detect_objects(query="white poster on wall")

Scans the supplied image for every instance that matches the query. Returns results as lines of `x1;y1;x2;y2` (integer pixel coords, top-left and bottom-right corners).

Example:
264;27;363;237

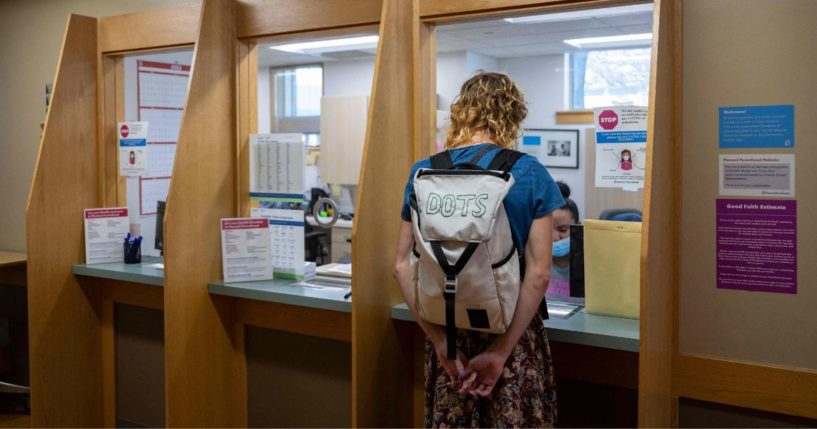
719;154;795;197
118;122;149;177
593;106;648;190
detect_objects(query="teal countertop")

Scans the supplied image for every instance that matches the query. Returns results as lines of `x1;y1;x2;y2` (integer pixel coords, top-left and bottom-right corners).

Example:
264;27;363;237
72;257;164;287
391;303;639;353
208;277;352;313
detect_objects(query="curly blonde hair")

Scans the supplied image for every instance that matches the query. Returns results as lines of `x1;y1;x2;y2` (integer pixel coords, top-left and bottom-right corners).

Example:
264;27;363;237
445;72;527;149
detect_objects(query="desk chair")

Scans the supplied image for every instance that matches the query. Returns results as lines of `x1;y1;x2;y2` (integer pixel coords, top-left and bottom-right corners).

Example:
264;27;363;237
599;208;642;222
305;224;328;265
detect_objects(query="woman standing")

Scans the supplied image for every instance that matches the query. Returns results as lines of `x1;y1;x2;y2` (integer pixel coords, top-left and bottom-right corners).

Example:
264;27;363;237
393;72;564;427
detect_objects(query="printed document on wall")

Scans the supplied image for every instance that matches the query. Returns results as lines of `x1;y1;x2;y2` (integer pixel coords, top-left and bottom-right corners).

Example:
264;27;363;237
719;154;794;197
118;122;148;177
593;106;648;190
249;133;305;200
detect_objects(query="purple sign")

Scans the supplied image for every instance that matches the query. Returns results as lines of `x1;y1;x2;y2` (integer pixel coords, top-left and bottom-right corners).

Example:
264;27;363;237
716;199;797;293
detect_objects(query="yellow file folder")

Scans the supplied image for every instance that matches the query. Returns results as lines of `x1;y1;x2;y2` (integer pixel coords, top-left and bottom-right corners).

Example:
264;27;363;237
583;219;642;319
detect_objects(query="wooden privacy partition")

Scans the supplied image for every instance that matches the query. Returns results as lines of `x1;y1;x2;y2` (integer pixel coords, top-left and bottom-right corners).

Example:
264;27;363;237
26;14;104;427
674;0;817;420
638;0;678;426
163;0;245;426
351;0;417;426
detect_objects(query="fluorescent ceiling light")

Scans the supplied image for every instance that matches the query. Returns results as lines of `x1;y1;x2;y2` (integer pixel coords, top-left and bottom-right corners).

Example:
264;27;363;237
564;33;652;48
269;35;379;54
504;4;653;24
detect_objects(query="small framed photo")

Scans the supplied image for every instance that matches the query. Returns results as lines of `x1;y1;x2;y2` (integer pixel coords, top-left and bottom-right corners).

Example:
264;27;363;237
519;129;580;169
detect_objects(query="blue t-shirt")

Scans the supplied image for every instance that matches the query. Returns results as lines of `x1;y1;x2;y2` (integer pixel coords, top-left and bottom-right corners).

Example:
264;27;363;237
401;143;565;250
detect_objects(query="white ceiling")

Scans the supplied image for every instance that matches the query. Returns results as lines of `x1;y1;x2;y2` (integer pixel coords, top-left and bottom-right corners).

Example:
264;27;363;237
257;5;654;67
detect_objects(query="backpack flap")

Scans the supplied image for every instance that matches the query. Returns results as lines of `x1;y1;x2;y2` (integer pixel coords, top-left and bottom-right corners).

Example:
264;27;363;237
413;169;514;243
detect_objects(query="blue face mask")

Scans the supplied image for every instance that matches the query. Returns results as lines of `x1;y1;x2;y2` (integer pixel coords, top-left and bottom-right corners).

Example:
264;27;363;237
552;237;570;257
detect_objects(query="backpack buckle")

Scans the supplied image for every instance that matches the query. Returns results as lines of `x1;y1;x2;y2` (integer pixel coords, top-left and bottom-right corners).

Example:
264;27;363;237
444;277;457;293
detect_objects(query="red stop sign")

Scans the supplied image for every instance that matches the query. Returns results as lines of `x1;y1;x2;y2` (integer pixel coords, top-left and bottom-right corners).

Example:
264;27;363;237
598;110;619;130
120;124;130;138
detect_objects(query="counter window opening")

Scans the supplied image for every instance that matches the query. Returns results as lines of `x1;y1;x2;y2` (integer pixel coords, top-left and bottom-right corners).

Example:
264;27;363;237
102;47;194;260
421;0;655;330
254;31;377;266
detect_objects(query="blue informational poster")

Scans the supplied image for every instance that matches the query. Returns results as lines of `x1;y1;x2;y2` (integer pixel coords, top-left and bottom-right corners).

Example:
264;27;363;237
522;135;541;146
719;105;794;148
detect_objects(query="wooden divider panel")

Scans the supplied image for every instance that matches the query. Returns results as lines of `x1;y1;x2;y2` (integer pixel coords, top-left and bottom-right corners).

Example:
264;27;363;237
638;0;678;426
26;14;103;428
163;0;245;426
351;0;417;426
235;0;383;40
99;4;201;54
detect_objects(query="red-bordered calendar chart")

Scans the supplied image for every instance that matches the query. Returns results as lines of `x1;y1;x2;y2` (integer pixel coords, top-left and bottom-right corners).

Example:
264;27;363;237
136;60;191;215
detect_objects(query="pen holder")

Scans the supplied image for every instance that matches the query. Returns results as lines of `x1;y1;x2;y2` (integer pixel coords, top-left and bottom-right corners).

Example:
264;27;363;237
124;240;142;264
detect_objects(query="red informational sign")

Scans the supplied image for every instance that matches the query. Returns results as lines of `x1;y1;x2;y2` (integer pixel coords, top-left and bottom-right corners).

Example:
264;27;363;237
120;124;130;138
84;208;128;219
598;109;619;130
221;218;269;230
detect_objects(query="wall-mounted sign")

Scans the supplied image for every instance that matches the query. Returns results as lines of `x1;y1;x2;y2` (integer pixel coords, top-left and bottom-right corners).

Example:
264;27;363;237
719;105;794;148
118;122;148;177
716;199;796;294
719;154;794;197
593;106;648;190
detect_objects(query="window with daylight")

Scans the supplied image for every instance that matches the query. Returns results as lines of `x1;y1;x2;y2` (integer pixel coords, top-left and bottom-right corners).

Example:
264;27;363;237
273;65;323;118
571;48;651;109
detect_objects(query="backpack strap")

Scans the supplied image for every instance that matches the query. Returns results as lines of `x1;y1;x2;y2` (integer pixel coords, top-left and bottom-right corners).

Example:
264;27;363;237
430;151;454;169
470;144;497;164
487;148;525;173
429;241;479;360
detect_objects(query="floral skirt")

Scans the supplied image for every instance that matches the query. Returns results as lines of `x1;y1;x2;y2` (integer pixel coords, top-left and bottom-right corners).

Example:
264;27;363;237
424;314;557;428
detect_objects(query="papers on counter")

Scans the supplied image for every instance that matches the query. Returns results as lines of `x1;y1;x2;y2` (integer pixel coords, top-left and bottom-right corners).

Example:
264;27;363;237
84;207;129;264
251;208;306;280
220;218;273;283
317;263;352;278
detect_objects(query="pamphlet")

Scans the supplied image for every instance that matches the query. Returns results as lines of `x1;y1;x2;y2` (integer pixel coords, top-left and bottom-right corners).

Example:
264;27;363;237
220;218;273;283
251;208;306;279
84;207;129;264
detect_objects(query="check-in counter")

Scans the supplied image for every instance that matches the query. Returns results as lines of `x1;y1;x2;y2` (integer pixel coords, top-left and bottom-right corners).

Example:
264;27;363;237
73;261;353;427
391;300;640;426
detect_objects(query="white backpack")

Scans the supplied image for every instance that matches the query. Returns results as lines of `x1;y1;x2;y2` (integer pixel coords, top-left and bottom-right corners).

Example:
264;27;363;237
409;148;524;359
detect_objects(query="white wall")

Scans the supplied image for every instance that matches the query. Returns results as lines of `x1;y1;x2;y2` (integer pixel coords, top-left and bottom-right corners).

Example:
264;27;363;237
466;51;500;74
258;66;271;133
435;51;467;109
499;54;587;220
323;58;375;97
0;0;198;253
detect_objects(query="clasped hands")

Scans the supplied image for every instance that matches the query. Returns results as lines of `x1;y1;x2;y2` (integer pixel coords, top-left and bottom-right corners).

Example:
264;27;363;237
434;339;507;398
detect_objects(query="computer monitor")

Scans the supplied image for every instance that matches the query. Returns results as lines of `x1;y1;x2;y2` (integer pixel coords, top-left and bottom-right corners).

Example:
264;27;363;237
155;200;166;256
569;224;585;298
